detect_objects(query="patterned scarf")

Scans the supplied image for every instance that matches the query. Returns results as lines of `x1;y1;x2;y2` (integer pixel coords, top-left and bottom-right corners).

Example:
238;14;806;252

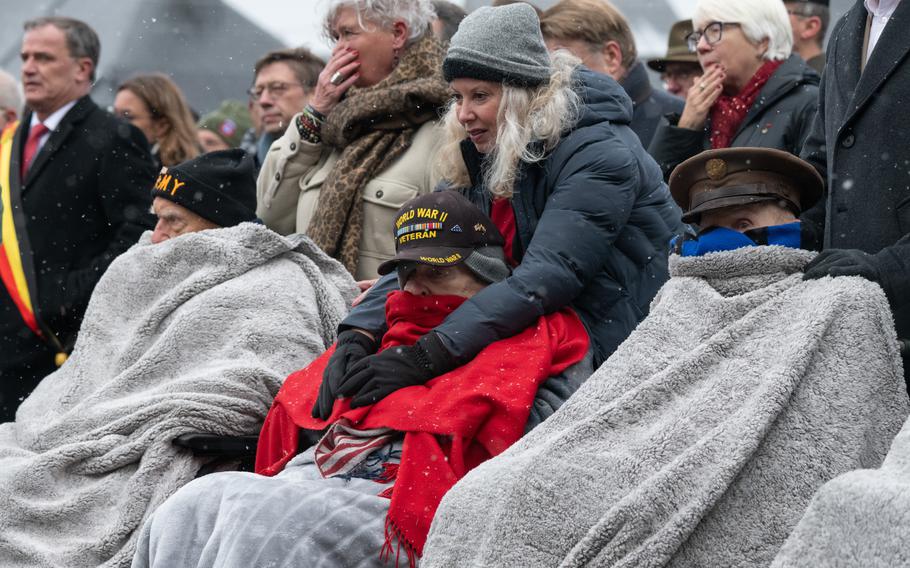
709;60;784;149
305;34;449;274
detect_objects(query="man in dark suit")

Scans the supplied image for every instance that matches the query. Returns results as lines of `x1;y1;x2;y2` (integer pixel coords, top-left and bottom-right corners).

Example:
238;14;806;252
0;16;156;420
800;0;910;384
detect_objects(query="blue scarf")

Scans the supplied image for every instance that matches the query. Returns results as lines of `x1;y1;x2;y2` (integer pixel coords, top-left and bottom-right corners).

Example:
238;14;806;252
673;222;803;257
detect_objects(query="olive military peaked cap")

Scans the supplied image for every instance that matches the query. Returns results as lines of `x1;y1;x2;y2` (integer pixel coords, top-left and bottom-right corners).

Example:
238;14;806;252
669;147;824;224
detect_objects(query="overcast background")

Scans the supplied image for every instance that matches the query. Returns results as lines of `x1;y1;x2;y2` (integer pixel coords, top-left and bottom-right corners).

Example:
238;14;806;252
1;0;855;115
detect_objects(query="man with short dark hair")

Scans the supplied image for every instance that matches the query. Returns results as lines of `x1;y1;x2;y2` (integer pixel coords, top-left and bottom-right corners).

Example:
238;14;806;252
786;0;829;73
249;47;323;166
0;16;156;421
540;0;684;147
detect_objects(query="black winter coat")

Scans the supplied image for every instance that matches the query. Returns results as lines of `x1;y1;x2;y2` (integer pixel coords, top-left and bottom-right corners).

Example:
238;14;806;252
0;96;156;418
343;69;682;368
648;54;820;181
620;61;685;149
800;0;910;349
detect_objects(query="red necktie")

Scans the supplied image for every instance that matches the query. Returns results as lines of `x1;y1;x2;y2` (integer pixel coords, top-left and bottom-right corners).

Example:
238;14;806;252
21;122;50;179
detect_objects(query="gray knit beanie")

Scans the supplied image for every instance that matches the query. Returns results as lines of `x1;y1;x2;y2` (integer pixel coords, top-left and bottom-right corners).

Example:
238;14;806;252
443;3;551;87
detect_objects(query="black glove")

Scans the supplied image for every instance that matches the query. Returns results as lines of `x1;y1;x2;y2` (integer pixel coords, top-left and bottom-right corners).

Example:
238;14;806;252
311;329;378;420
803;249;880;282
337;332;457;408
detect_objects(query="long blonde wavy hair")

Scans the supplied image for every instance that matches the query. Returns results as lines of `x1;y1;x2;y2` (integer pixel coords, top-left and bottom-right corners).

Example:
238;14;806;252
434;50;582;198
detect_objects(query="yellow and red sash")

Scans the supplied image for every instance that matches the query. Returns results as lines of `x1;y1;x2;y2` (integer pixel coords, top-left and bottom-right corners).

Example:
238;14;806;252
0;121;41;337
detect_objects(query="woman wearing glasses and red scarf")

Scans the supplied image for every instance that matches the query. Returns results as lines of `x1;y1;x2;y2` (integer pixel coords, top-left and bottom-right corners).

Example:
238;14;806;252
648;0;820;183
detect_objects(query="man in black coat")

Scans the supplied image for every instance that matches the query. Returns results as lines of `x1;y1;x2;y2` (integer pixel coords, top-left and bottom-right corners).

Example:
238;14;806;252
0;16;156;420
800;0;910;383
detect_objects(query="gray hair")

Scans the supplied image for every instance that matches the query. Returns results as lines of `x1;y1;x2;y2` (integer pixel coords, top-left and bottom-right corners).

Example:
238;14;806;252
0;69;23;114
24;17;100;82
435;50;582;198
324;0;436;46
694;0;793;61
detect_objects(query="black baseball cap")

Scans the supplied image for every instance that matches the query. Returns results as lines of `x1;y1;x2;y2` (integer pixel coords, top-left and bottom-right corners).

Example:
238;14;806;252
377;191;506;275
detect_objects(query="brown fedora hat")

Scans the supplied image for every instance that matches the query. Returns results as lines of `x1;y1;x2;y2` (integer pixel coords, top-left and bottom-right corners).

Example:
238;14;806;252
647;19;699;72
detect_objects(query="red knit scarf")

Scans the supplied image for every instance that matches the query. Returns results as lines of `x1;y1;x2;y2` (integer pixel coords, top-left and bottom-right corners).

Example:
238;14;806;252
255;291;589;565
709;60;783;149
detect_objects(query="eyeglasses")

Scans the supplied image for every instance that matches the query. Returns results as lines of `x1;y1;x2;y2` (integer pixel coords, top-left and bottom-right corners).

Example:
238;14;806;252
686;22;740;52
247;81;305;100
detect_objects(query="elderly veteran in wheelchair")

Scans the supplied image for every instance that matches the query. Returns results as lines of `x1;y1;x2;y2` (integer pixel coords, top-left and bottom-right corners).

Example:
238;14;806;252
0;149;357;568
132;190;590;568
420;147;909;568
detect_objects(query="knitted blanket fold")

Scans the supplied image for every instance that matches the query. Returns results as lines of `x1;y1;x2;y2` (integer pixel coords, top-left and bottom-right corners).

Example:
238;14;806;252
421;245;909;568
256;290;590;562
771;413;910;567
0;224;357;568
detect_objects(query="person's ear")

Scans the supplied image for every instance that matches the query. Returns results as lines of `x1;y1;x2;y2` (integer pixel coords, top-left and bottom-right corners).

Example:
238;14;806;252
390;19;408;51
801;16;822;40
758;37;770;59
600;40;626;80
75;57;94;84
151;117;171;141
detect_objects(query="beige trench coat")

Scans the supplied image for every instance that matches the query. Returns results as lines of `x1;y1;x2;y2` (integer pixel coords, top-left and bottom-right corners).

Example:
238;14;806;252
256;116;442;280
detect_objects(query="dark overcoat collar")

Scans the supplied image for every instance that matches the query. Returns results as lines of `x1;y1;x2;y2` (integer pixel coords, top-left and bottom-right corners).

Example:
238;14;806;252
838;0;910;129
15;95;96;192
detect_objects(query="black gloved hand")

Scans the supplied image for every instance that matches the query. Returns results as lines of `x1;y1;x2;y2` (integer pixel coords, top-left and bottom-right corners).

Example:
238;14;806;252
337;332;457;408
803;249;880;282
312;329;378;420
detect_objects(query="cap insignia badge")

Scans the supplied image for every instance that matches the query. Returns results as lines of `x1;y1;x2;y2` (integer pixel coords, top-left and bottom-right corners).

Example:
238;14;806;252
451;224;463;232
706;158;727;180
474;223;486;233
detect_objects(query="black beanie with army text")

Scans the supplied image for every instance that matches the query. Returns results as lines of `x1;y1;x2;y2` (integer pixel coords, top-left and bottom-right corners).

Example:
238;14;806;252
150;149;257;228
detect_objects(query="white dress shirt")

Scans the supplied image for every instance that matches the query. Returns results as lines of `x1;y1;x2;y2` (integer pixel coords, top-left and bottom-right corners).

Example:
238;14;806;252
864;0;902;64
28;99;78;155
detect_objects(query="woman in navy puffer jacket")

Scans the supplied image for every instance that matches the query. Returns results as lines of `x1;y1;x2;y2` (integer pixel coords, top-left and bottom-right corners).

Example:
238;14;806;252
312;3;683;423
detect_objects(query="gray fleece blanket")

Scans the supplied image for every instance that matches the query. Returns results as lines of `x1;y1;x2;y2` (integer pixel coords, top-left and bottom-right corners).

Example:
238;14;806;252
772;413;910;567
0;224;357;568
422;246;909;568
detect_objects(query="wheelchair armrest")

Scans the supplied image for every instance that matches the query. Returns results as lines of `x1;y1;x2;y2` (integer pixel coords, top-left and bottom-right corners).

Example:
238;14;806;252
173;433;259;457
